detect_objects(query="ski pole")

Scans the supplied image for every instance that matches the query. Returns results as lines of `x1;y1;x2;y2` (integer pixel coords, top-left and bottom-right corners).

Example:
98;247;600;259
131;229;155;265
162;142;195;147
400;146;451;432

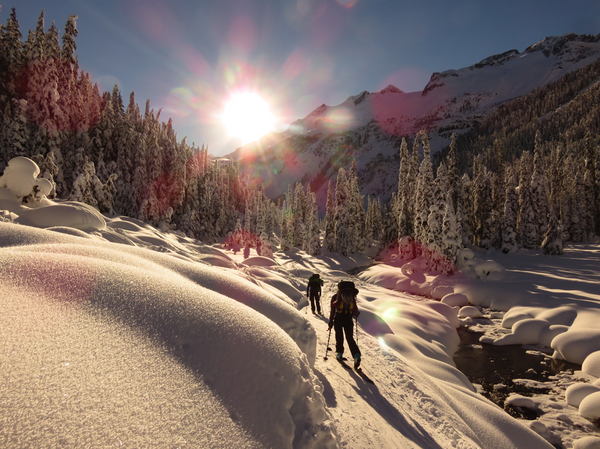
323;328;332;360
355;316;358;343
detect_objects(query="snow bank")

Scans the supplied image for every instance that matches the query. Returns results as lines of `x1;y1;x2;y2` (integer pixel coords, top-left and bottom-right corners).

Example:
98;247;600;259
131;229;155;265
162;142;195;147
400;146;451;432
0;223;335;448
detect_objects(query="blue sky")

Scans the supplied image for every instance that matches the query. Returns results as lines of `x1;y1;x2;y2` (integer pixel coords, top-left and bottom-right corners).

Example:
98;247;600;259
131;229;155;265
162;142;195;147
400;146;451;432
4;0;600;156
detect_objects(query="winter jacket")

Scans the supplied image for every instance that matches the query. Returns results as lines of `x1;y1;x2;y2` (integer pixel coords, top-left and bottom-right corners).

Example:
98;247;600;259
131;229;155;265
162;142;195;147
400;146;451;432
306;275;324;296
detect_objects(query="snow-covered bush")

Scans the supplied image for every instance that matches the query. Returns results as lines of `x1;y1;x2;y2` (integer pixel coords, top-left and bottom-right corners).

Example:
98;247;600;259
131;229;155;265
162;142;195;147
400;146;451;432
0;157;53;204
474;260;506;280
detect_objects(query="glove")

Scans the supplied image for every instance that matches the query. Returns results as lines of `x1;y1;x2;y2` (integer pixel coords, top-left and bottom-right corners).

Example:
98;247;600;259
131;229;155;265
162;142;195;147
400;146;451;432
328;321;333;330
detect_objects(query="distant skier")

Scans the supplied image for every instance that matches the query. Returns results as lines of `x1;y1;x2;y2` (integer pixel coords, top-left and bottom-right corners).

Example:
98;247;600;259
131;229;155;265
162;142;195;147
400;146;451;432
328;281;361;369
307;273;324;314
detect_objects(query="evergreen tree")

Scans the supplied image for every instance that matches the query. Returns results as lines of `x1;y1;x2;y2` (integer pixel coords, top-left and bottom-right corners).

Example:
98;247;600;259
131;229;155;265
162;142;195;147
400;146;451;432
441;189;460;272
501;167;519;254
517;151;537;248
413;131;434;250
324;180;336;252
542;210;564;255
348;160;366;253
334;168;352;256
531;139;550;246
61;15;78;65
471;156;493;248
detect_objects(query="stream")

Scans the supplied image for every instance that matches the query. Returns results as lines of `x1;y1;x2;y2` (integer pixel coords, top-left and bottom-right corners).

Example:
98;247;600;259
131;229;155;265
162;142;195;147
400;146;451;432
453;326;581;419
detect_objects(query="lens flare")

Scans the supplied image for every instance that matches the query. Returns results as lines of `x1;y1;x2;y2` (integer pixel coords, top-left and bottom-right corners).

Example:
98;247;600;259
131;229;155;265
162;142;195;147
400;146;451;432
221;92;275;144
336;0;358;7
378;337;389;350
382;308;398;319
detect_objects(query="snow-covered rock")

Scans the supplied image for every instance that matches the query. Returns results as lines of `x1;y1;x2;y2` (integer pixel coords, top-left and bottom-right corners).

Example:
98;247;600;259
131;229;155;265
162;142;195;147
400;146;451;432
573;436;600;449
441;293;469;307
566;383;600;408
579;391;600;421
583;351;600;378
552;329;600;365
506;394;537;409
458;306;482;318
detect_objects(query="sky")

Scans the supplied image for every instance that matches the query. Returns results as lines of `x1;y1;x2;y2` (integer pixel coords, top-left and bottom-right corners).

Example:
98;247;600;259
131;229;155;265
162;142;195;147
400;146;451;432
3;0;600;156
2;158;600;447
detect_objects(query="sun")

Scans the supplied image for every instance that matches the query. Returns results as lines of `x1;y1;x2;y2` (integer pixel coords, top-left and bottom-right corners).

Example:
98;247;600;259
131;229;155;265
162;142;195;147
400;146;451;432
221;92;275;144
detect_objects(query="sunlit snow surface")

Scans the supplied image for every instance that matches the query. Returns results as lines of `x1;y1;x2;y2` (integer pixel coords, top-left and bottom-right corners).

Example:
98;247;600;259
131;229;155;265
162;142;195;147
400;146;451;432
2;163;600;447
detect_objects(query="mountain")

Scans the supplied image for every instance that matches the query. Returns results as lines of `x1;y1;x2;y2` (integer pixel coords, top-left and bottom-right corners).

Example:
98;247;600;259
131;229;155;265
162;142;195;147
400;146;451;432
228;33;600;209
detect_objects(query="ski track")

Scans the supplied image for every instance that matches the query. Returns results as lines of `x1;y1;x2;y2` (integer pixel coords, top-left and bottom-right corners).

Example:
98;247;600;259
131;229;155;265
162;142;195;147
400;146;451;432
301;271;480;449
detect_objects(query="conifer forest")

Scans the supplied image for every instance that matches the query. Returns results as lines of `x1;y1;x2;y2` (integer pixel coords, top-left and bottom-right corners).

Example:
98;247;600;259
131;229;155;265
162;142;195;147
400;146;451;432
1;9;599;271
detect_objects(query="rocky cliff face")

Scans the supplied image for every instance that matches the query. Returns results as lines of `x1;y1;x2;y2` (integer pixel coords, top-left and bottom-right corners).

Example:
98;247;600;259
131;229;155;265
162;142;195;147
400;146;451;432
229;34;600;210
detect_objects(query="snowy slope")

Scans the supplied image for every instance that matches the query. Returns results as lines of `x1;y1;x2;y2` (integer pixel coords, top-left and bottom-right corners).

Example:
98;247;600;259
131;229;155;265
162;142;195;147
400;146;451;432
230;33;600;207
3;163;600;448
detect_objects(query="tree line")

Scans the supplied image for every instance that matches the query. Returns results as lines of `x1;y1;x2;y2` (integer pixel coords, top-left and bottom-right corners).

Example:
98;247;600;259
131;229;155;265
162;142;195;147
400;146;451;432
0;9;249;241
1;9;598;268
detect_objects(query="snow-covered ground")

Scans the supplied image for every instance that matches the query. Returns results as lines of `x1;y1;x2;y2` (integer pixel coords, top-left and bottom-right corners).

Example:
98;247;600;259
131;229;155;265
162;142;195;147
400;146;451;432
2;158;600;448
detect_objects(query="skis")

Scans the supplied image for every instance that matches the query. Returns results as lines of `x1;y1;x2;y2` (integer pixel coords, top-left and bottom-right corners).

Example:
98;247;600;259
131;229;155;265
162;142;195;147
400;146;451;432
354;367;375;384
335;358;375;384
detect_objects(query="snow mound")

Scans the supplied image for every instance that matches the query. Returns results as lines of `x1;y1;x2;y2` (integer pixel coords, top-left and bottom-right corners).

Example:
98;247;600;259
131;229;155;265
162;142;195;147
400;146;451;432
458;306;482;318
552;329;600;365
583;351;600;378
506;394;537;409
0;224;336;448
441;293;469;307
494;319;550;346
573;436;600;449
0;157;106;232
566;383;600;408
579;391;600;421
540;324;569;347
243;255;280;266
474;260;506;280
15;203;107;231
431;285;454;300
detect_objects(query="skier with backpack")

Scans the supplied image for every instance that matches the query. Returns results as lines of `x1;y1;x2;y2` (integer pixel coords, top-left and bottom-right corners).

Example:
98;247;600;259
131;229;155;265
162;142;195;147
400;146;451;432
328;281;361;369
306;273;324;314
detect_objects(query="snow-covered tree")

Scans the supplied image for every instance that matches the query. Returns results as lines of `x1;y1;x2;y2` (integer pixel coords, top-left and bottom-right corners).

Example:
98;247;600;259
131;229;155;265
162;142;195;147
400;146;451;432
541;210;564;255
441;190;461;269
413;131;434;250
471;156;493;248
531;140;550;246
501;167;519;254
517;151;537;249
323;180;336;252
334;168;352;256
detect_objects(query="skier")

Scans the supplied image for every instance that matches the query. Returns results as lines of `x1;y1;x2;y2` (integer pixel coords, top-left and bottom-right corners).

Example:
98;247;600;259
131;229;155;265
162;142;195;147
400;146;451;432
306;273;324;314
328;281;361;369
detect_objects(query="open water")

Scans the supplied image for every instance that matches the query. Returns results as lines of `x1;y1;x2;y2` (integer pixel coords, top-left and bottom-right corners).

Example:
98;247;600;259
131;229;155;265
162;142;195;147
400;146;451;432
453;326;580;419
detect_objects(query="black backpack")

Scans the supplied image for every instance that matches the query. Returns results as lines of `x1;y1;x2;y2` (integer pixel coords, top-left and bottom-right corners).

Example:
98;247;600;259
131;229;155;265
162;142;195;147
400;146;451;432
308;274;322;292
337;281;358;312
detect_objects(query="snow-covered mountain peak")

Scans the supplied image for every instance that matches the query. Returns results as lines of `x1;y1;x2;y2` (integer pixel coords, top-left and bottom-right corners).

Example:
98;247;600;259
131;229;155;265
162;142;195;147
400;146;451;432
378;84;405;95
423;33;600;97
524;33;600;57
232;32;600;207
